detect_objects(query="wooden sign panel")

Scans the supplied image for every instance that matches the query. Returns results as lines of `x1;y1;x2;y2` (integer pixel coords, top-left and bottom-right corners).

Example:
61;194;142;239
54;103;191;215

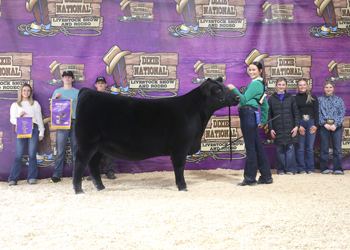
201;115;245;154
272;4;294;22
334;0;350;29
125;52;179;93
0;53;33;94
48;0;103;31
263;54;312;92
130;2;154;21
195;0;247;32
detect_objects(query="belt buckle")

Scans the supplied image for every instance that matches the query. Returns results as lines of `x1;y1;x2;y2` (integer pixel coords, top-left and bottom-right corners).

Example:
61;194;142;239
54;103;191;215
302;115;310;121
327;119;335;125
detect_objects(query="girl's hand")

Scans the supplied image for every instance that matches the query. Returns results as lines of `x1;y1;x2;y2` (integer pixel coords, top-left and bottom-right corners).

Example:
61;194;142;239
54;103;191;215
226;84;235;91
258;124;264;129
291;127;298;138
309;125;317;134
298;126;305;136
19;111;27;117
330;124;337;131
39;136;44;141
270;130;276;139
324;124;331;130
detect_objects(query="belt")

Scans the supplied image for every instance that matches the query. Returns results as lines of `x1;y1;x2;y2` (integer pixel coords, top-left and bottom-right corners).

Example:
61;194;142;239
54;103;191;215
71;119;75;122
326;119;335;125
301;115;314;121
238;105;254;111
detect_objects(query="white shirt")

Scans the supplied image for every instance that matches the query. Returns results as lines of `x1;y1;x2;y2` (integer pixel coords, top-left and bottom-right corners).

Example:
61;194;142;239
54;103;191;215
10;101;45;137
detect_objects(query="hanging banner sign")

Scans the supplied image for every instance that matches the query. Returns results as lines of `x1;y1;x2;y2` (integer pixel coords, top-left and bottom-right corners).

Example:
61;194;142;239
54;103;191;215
51;99;72;129
16;117;33;138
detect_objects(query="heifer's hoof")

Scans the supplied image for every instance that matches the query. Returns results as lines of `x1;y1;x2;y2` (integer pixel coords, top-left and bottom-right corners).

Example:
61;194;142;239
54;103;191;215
75;190;84;195
177;184;188;191
96;185;105;191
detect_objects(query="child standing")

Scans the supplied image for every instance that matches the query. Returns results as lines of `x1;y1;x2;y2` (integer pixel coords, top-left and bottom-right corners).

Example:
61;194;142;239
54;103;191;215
268;78;299;175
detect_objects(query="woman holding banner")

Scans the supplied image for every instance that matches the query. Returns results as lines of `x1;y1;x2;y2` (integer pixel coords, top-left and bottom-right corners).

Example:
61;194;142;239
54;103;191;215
8;83;44;185
227;61;273;186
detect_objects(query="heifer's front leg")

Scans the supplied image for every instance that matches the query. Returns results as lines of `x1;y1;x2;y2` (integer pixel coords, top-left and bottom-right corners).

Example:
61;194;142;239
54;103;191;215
170;154;187;191
73;148;92;194
88;151;105;191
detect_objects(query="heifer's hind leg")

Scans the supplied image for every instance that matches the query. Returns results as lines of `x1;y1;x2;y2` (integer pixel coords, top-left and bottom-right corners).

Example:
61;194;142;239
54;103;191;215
88;151;105;191
170;153;187;191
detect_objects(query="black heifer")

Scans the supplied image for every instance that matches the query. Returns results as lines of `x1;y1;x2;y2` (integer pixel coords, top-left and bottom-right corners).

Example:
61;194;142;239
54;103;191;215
73;78;240;194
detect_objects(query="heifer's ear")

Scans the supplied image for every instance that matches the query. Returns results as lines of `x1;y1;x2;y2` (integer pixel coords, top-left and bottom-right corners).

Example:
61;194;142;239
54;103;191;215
216;77;223;83
200;79;212;96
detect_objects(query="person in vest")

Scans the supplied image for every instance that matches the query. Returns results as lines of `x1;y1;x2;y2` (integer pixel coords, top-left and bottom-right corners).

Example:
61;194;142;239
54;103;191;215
268;77;299;175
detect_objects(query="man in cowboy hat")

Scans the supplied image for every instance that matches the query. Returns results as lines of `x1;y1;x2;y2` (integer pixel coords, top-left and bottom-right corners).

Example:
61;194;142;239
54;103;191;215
328;60;340;81
261;1;273;24
314;0;338;37
19;0;51;36
191;61;206;84
119;0;133;22
170;0;199;37
48;61;62;84
50;71;80;183
103;45;131;95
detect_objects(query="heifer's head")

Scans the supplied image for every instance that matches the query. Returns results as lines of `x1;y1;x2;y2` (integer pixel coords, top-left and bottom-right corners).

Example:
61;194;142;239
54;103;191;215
200;77;240;109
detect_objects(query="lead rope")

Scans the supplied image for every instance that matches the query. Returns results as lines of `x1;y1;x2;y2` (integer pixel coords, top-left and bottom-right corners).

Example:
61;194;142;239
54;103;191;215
229;106;232;162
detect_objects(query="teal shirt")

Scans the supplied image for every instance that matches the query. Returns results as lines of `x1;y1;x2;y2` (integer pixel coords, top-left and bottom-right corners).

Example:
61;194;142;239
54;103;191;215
232;77;269;124
51;87;79;119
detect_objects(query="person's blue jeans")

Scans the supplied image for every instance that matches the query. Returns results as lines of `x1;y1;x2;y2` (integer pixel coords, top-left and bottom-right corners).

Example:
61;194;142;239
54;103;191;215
8;124;39;183
296;119;317;173
319;125;343;172
239;107;272;183
53;122;76;178
276;144;296;174
103;155;115;174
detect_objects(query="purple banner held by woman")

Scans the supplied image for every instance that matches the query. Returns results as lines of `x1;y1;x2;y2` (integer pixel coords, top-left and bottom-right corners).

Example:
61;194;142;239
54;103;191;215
16;117;33;138
51;99;72;129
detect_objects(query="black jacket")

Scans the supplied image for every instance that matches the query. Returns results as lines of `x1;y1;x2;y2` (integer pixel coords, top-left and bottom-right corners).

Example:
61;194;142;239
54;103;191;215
268;93;300;145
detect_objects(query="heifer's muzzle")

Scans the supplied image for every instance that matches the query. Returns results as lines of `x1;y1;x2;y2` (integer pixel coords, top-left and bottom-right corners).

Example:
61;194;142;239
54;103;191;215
214;89;240;107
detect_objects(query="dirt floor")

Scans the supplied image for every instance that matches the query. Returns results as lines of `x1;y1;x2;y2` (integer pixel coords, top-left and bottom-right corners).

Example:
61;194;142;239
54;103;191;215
1;169;350;250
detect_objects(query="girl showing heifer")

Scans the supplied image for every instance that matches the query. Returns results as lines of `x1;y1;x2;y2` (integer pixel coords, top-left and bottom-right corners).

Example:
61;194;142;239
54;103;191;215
227;61;273;186
268;78;299;175
8;83;44;185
